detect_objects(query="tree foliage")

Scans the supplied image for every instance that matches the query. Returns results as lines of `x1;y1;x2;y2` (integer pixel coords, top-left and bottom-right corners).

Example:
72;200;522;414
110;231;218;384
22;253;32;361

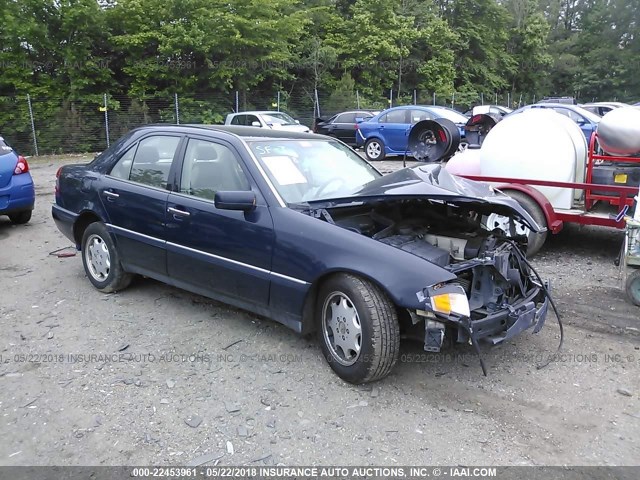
0;0;638;110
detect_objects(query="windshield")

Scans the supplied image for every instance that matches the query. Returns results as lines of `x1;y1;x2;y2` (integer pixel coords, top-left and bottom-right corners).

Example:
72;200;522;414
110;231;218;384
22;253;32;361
248;139;381;204
262;112;297;126
429;106;469;124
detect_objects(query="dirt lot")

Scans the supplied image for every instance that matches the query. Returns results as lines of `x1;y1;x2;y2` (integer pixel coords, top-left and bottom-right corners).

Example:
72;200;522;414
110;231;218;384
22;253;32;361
1;156;639;467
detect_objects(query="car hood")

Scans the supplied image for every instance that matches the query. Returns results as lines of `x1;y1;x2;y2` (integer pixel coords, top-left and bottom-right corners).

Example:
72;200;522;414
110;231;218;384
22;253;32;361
305;164;544;232
271;124;310;133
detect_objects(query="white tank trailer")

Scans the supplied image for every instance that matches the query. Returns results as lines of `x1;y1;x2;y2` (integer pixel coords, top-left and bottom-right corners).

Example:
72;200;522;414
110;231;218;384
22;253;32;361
597;107;640;156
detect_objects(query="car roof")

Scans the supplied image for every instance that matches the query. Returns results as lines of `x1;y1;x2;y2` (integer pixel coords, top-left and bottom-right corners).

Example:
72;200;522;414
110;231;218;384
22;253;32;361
333;110;375;114
137;124;320;140
515;104;601;122
528;102;578;108
582;102;627;107
230;111;290;115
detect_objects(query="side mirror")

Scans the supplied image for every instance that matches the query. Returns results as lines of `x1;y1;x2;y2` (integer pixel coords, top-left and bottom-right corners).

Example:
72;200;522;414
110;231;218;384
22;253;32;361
214;191;256;211
295;120;300;124
576;118;587;126
251;121;261;127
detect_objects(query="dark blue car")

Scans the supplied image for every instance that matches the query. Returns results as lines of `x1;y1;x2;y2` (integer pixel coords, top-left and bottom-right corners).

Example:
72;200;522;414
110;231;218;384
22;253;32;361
0;136;35;224
52;125;549;383
356;105;468;161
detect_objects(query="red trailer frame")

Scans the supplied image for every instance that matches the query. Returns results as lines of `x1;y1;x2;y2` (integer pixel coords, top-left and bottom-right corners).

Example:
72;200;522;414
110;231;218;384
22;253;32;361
460;132;639;234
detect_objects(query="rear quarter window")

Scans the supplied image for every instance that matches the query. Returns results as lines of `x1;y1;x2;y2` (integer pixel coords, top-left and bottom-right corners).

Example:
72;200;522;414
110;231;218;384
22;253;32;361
0;138;13;154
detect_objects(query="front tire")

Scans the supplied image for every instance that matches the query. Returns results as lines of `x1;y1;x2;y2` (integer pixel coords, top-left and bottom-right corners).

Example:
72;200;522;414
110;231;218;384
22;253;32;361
317;274;399;384
9;210;32;224
81;222;133;293
364;138;386;161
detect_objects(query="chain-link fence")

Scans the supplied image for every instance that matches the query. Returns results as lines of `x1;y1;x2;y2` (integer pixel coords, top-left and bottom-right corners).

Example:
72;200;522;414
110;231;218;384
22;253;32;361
0;89;545;156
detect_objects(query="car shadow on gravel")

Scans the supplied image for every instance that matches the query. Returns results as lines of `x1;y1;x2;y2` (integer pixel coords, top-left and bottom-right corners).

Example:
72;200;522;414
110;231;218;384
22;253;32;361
0;216;30;239
542;223;624;258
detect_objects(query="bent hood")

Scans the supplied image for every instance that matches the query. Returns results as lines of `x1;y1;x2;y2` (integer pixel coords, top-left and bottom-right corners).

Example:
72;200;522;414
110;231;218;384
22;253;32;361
308;164;544;232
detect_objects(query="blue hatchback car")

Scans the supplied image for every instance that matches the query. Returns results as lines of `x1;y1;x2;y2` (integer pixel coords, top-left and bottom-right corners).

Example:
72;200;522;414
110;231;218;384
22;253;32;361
509;103;601;145
0;136;35;224
356;105;469;161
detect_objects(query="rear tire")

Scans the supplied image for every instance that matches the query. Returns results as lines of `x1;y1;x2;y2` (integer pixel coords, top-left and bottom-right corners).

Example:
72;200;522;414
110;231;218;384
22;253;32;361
506;191;548;257
365;138;386;161
9;210;32;224
317;274;399;384
81;222;133;293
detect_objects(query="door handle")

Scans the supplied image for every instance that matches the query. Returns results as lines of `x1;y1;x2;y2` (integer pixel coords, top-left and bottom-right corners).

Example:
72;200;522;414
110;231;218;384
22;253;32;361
103;190;119;199
168;206;190;217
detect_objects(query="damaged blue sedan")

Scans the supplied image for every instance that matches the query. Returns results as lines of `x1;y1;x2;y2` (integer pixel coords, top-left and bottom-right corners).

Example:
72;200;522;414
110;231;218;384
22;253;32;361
52;126;549;383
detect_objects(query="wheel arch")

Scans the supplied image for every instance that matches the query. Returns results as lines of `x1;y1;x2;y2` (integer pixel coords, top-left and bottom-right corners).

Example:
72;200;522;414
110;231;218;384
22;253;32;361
299;269;400;336
495;183;563;234
73;210;104;246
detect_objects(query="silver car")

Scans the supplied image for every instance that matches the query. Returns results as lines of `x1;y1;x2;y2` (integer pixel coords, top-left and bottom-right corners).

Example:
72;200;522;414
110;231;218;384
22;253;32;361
225;111;310;133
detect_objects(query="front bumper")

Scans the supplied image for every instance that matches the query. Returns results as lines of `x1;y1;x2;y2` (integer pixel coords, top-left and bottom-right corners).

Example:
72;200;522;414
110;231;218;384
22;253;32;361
459;287;548;345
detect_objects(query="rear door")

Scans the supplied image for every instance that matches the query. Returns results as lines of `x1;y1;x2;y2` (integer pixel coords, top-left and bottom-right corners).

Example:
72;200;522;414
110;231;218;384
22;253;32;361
380;109;410;151
330;112;357;143
101;133;183;277
165;136;274;307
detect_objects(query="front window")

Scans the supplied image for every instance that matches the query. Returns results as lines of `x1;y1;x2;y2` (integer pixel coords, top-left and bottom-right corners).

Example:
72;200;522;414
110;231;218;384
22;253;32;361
261;112;297;126
180;139;250;200
247;139;381;204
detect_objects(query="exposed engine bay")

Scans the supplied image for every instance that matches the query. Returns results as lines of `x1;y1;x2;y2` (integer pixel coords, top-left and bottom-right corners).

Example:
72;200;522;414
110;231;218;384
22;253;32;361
307;198;549;366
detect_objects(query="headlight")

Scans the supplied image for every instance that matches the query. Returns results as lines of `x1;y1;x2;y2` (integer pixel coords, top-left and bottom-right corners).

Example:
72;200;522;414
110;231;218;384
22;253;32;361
430;289;470;317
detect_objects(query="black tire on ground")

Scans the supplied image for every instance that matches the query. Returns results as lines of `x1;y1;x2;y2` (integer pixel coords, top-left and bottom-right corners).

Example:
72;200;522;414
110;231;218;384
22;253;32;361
364;138;386;161
81;222;133;293
625;269;640;307
506;190;548;257
317;273;399;384
9;210;32;224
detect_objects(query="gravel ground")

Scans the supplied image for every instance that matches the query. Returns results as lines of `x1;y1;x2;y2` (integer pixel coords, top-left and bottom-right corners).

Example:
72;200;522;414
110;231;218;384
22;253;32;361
0;155;639;467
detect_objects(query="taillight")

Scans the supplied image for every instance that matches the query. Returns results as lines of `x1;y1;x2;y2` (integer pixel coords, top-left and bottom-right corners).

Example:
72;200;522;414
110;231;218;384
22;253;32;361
14;156;29;175
55;166;62;195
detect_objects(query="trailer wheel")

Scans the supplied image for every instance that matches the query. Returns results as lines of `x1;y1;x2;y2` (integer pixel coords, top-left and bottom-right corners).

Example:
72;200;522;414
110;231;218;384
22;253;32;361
505;191;548;257
626;270;640;307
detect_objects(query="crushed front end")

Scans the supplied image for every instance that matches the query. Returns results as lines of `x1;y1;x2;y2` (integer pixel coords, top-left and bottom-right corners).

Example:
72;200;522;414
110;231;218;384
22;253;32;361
414;236;549;363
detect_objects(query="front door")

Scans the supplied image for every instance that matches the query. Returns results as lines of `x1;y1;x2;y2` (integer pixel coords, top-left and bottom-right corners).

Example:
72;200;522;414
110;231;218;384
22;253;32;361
380;109;410;152
165;137;274;307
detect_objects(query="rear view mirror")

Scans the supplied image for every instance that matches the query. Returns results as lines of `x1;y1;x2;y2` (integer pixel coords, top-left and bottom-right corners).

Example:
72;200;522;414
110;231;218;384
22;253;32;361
251;121;261;127
295;120;300;124
214;191;256;211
